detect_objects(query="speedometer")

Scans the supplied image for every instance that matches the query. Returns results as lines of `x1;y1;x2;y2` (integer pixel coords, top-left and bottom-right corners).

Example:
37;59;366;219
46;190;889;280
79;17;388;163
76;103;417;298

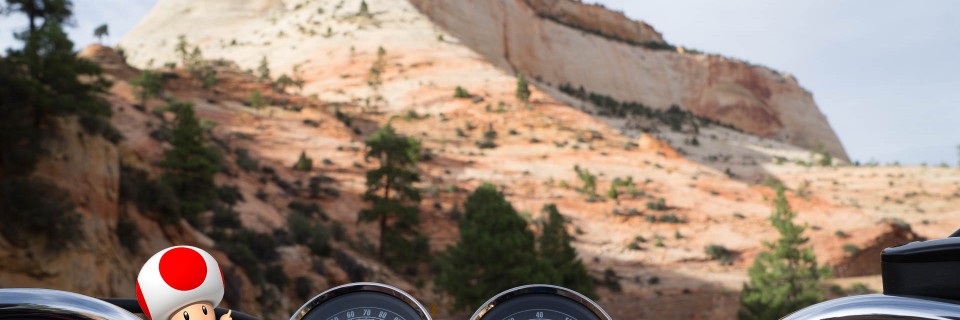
470;285;611;320
291;282;431;320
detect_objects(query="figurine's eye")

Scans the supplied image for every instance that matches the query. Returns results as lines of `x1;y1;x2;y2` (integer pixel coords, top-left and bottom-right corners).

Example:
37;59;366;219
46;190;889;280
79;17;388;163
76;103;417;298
183;311;190;320
202;306;208;315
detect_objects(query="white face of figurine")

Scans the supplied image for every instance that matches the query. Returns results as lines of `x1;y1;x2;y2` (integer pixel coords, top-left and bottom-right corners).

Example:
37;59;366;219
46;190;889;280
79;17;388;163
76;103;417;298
170;302;217;320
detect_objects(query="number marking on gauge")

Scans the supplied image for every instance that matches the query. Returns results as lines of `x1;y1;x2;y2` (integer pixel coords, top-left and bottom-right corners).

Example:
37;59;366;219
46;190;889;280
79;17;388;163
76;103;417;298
498;309;579;320
324;307;407;320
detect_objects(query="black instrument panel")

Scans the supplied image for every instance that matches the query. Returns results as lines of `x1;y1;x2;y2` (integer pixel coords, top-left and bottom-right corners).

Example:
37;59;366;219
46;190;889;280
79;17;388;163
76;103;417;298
291;282;431;320
470;285;610;320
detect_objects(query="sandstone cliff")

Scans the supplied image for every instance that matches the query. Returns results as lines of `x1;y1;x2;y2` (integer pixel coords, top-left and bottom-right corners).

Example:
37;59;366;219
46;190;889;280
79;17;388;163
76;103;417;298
407;0;848;160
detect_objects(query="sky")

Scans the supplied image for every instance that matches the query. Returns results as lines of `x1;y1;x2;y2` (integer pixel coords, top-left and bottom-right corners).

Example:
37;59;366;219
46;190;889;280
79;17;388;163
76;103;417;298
1;0;958;165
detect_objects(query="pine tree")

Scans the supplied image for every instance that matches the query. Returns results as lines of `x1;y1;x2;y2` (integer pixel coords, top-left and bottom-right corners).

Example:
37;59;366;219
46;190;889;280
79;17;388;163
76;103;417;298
1;0;114;172
175;35;189;68
539;204;596;298
516;73;531;104
187;46;203;73
131;70;163;108
249;89;264;116
275;74;294;93
574;165;597;197
359;124;426;265
159;102;219;225
292;64;306;94
366;46;386;113
94;24;108;44
435;183;547;310
257;55;271;83
738;186;829;320
293;150;313;172
359;0;370;17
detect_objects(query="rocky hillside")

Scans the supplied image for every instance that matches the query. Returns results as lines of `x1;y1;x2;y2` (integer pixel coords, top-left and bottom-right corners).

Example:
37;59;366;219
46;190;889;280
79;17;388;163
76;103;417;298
119;0;846;163
4;1;960;320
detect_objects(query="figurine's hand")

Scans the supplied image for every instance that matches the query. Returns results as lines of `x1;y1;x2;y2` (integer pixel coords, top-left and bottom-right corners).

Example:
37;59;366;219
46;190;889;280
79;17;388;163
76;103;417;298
220;310;232;320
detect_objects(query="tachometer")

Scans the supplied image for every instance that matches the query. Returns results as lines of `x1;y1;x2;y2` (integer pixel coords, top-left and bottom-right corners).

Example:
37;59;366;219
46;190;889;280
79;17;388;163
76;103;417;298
470;285;611;320
291;282;430;320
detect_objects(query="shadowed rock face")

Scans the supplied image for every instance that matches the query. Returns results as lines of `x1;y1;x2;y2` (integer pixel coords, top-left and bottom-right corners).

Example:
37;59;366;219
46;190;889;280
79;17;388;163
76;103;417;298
408;0;848;160
520;0;665;46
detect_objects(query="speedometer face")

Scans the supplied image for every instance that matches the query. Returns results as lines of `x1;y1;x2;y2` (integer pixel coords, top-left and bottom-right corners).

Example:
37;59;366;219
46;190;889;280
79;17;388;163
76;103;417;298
291;283;431;320
471;285;611;320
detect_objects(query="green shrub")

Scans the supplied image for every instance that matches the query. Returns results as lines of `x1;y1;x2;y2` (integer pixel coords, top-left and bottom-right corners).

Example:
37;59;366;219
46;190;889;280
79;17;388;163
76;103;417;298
647;276;660;285
475;123;497;149
218;241;263;285
845;283;875;295
116;213;140;253
235;148;259;172
120;165;180;224
705;244;733;265
293;150;313;171
606;183;619;199
288;211;313;243
229;228;279;262
657;213;684;224
289;201;325;219
602;268;621;292
331;221;346;241
843;244;860;256
646;198;669;211
453;86;470;98
335;248;370;282
294;276;313;300
573;165;597;196
515;73;531;104
335;108;352;127
265;264;288;289
308;224;332;256
211;204;242;229
0;177;82;250
217;185;244;207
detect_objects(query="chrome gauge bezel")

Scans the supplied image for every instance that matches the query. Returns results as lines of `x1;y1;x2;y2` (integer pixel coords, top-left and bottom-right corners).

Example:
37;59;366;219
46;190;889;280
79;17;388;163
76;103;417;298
469;284;612;320
290;282;432;320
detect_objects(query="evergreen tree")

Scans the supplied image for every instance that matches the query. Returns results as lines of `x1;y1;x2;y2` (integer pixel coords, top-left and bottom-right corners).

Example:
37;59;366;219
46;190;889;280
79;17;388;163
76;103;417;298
574;165;597;196
359;0;369;17
93;23;108;44
130;70;163;108
435;183;547;310
738;186;829;320
249;89;264;116
516;73;531;104
275;74;294;93
539;204;596;298
293;150;313;172
366;46;386;113
257;55;271;83
175;35;189;67
359;124;426;265
201;67;217;89
1;0;114;172
292;64;306;94
187;46;203;73
159;102;219;225
0;0;120;251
